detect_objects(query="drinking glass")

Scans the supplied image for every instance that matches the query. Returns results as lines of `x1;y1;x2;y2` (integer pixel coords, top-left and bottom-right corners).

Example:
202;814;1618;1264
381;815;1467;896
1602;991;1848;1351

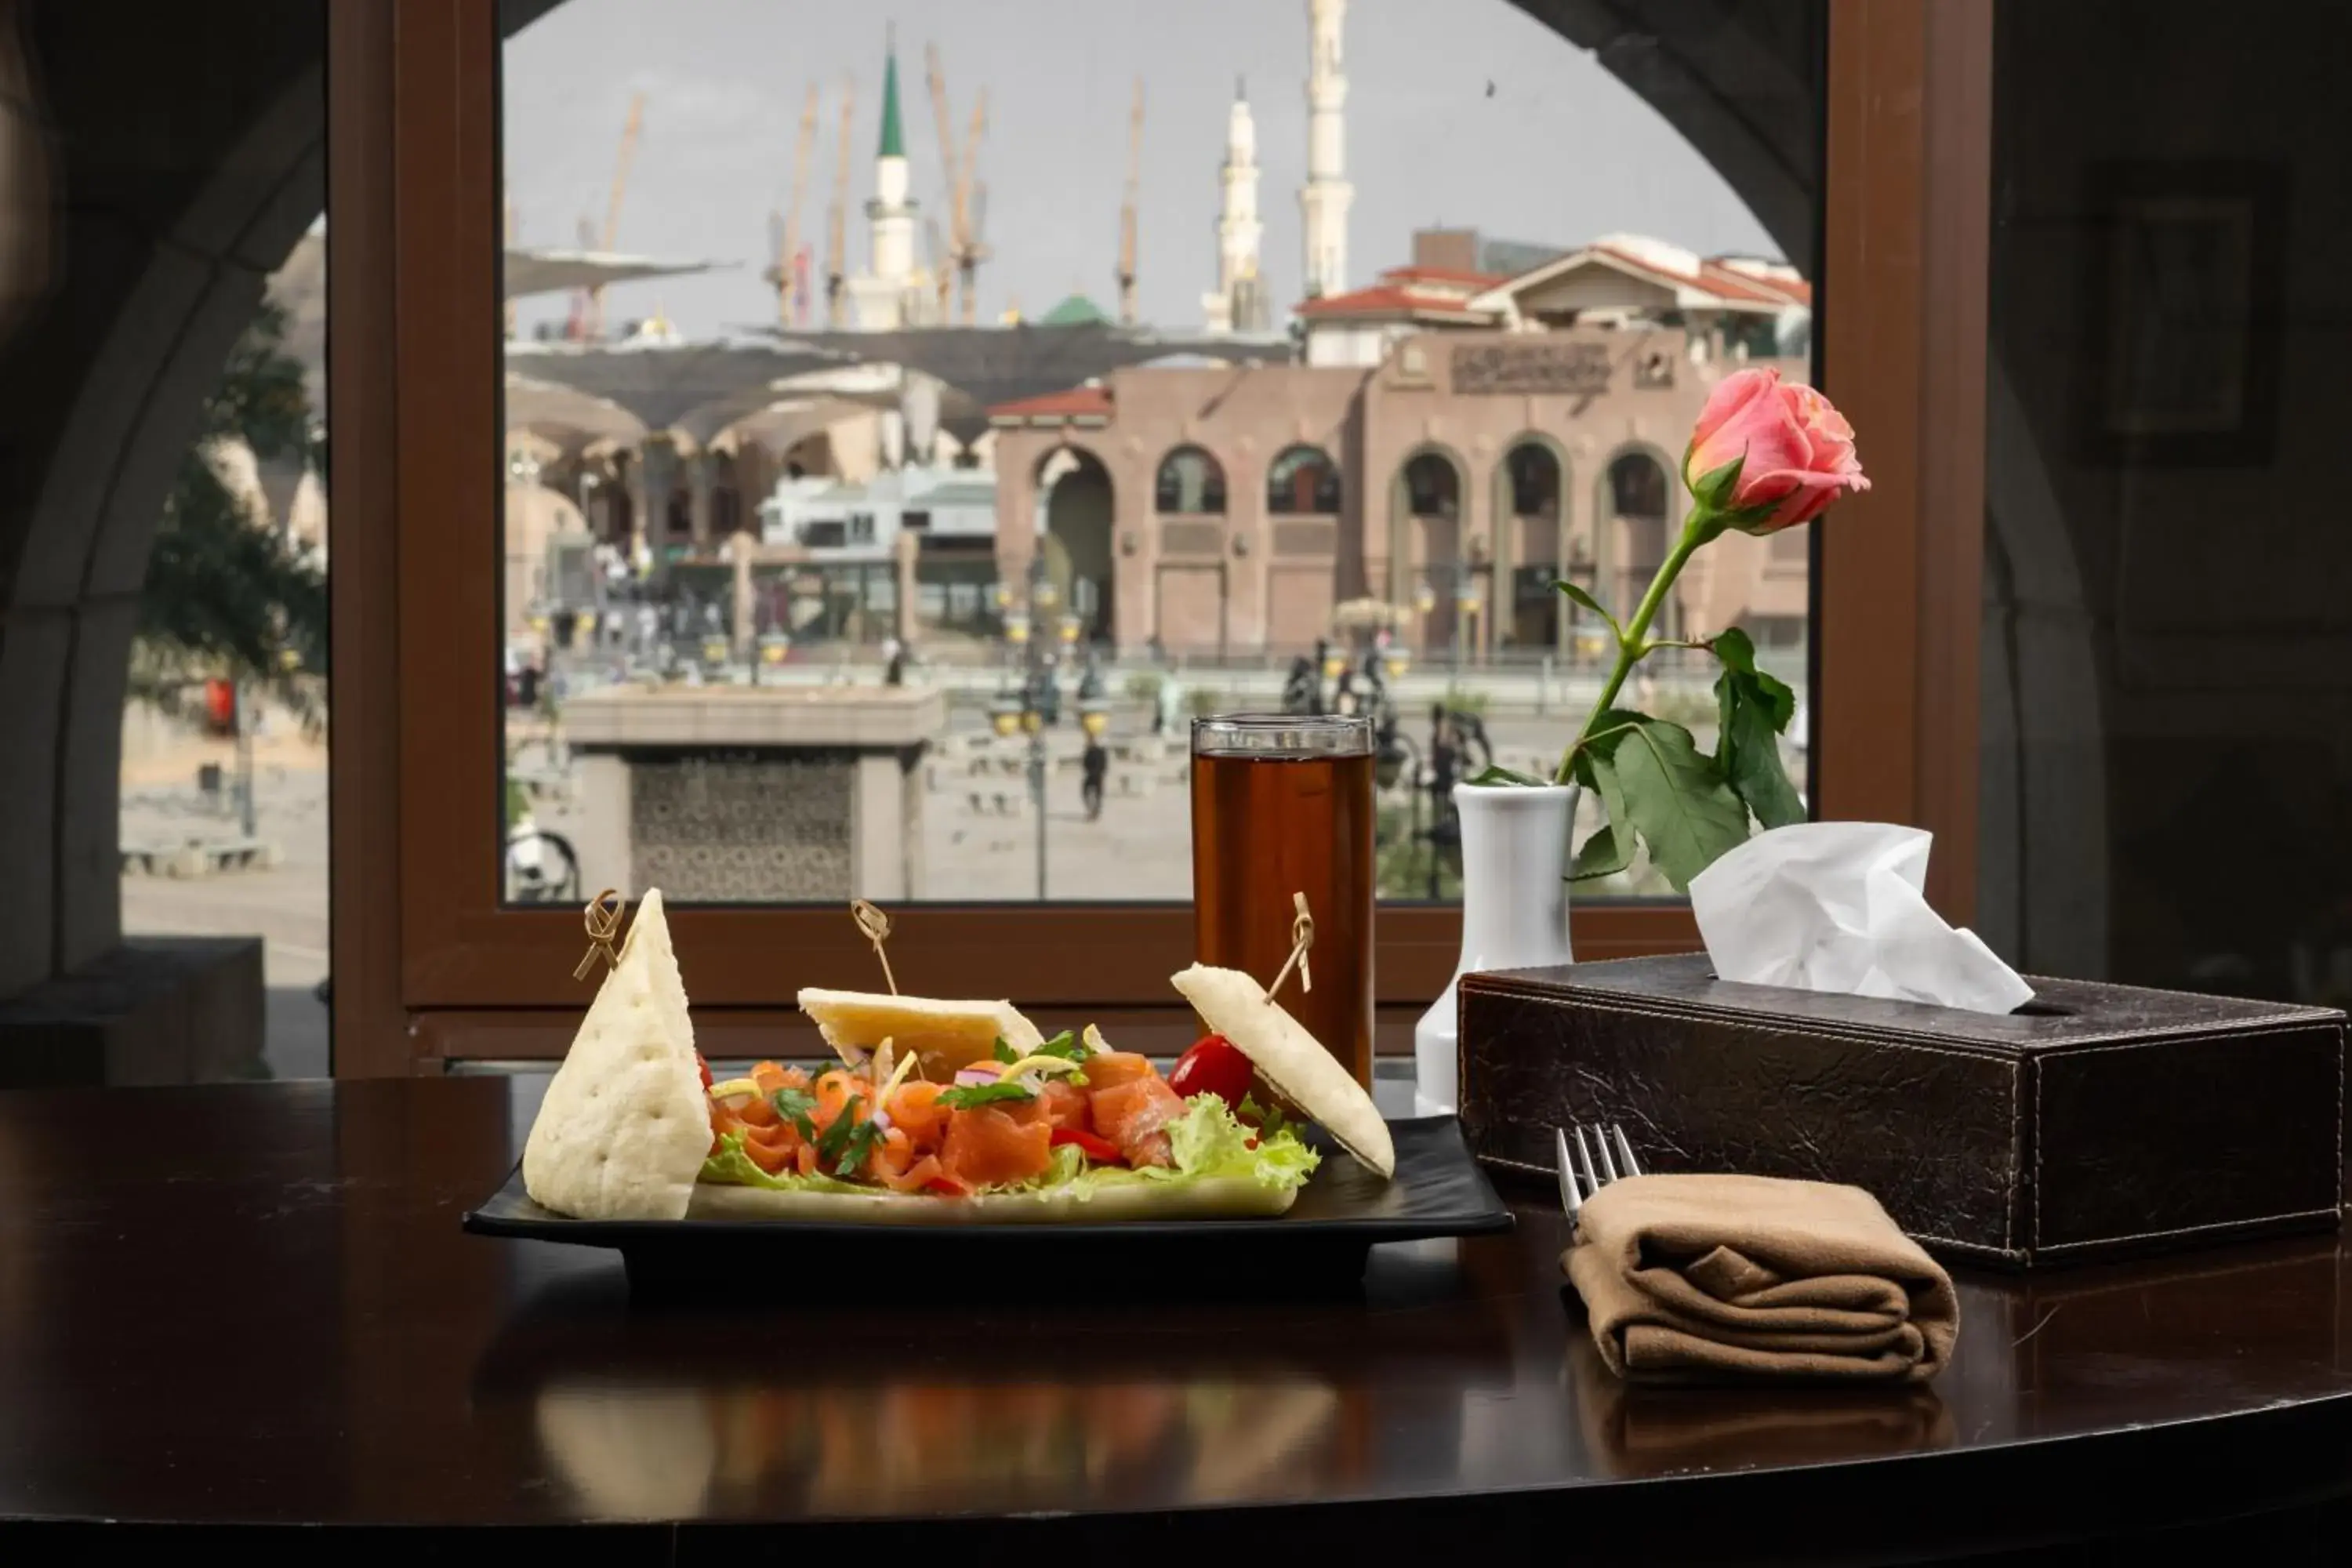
1190;713;1376;1087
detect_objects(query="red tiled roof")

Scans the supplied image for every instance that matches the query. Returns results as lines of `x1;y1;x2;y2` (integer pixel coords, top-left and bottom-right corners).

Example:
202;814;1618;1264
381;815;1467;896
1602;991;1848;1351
1704;260;1813;307
1295;285;1491;321
987;383;1112;421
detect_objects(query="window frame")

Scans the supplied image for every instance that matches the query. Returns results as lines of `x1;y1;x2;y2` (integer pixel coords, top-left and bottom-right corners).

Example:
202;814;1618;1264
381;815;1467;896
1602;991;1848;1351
328;0;1991;1073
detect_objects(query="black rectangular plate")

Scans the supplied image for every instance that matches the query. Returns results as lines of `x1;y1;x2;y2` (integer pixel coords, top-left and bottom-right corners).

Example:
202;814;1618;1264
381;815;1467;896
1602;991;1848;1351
464;1116;1513;1297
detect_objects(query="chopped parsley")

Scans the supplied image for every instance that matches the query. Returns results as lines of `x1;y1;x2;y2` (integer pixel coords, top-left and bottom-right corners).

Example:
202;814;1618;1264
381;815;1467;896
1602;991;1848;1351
813;1102;887;1176
992;1037;1021;1065
769;1086;818;1141
1034;1029;1091;1062
938;1079;1039;1110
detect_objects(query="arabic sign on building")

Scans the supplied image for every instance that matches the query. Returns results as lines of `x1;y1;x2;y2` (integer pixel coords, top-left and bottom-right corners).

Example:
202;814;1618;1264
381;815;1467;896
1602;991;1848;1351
1450;341;1613;396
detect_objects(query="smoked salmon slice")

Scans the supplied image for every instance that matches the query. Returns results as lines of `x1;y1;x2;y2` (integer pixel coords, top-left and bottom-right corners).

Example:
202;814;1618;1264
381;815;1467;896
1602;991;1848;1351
1090;1076;1185;1169
884;1080;951;1151
939;1105;1055;1189
1006;1078;1091;1133
1084;1052;1156;1092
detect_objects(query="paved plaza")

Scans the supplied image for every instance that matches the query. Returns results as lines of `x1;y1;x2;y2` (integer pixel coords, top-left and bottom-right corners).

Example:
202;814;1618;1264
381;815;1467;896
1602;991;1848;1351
116;659;1802;1074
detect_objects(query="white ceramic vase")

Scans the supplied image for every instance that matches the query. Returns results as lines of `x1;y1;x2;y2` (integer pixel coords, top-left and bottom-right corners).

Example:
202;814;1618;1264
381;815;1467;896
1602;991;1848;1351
1414;782;1578;1117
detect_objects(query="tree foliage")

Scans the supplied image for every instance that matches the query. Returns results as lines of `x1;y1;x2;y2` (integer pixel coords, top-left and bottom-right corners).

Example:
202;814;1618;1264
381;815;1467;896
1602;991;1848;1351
132;301;326;726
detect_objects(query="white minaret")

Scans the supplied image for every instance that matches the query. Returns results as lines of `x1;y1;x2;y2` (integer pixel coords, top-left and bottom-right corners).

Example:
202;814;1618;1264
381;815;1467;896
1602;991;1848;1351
1299;0;1352;300
849;31;920;329
1202;80;1268;335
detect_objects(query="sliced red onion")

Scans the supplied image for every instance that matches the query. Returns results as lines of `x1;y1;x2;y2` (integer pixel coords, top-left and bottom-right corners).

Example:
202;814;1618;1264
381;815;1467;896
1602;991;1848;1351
953;1066;997;1087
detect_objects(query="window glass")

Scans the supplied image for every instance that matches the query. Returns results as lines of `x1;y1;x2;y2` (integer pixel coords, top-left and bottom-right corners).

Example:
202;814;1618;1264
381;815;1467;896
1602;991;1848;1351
498;0;1821;906
1979;0;2346;1003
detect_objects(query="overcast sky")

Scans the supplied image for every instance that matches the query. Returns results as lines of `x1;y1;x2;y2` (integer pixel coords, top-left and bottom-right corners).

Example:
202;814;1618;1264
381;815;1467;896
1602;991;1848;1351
503;0;1777;339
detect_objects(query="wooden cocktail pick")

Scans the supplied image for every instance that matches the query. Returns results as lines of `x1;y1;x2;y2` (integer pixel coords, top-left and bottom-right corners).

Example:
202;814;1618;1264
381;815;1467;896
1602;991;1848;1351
572;888;626;981
851;899;899;995
1267;891;1315;1000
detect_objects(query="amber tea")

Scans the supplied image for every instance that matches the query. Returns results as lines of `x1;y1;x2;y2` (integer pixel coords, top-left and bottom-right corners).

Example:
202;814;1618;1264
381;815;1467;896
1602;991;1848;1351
1191;715;1376;1087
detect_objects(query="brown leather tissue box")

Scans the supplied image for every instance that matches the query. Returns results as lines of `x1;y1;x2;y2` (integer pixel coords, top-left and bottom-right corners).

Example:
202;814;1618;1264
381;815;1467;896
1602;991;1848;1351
1458;954;2346;1269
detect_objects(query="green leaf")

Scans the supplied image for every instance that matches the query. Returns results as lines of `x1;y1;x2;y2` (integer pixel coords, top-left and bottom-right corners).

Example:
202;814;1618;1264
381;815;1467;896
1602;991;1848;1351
831;1117;886;1178
1721;688;1807;829
938;1079;1039;1110
1552;579;1622;638
1566;753;1633;881
992;1037;1020;1065
1033;1029;1089;1062
1689;453;1747;512
1711;626;1759;676
769;1086;819;1141
1612;717;1751;891
1468;764;1548;788
1570;826;1631;881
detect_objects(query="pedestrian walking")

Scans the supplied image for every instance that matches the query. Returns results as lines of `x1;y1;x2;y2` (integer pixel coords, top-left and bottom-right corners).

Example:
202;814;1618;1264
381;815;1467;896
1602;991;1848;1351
1081;735;1109;821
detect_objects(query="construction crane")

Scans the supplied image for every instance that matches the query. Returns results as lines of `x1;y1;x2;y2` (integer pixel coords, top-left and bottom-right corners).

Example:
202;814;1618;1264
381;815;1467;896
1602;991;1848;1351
769;84;821;329
924;45;993;326
954;89;989;325
564;213;597;341
586;92;648;341
825;76;855;329
1117;78;1144;327
924;43;958;323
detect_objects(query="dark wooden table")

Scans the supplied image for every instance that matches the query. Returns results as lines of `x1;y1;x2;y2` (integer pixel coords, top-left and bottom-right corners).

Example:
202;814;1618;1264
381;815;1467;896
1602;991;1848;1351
1;1078;2348;1564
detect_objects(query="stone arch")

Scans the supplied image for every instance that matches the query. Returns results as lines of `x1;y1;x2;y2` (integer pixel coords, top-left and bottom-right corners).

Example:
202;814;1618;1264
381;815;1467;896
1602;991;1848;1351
1387;442;1471;652
1489;432;1573;654
0;4;330;996
1266;443;1341;516
1152;443;1228;516
1595;442;1683;634
1034;441;1117;643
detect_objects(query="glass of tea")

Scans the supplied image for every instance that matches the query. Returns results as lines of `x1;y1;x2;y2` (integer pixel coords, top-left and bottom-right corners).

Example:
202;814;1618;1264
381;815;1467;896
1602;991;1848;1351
1190;713;1376;1087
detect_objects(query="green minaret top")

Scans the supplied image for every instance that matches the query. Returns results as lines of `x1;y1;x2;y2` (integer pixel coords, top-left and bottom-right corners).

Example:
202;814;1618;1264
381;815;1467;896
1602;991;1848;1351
877;28;906;160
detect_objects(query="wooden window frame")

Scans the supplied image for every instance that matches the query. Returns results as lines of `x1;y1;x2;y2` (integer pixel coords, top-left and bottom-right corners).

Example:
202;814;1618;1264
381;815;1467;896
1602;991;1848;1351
329;0;1992;1074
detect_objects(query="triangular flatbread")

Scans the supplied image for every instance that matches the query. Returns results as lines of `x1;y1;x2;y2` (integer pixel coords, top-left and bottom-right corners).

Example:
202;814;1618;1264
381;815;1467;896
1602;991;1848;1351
523;889;711;1220
795;989;1044;1080
1171;963;1396;1179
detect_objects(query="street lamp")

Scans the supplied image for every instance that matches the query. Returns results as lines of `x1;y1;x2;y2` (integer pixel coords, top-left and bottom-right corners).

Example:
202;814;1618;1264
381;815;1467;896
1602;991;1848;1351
1453;583;1483;673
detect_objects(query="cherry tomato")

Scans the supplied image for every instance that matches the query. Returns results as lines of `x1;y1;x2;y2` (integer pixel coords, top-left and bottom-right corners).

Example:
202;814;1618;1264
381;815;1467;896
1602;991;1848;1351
1050;1126;1125;1163
1169;1033;1254;1106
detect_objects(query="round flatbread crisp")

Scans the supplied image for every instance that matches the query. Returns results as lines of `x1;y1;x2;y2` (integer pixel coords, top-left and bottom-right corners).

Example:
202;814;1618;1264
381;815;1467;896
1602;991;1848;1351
1170;963;1396;1179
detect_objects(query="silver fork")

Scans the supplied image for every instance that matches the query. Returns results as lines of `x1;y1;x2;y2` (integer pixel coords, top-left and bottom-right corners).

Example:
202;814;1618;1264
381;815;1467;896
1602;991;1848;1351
1555;1123;1643;1229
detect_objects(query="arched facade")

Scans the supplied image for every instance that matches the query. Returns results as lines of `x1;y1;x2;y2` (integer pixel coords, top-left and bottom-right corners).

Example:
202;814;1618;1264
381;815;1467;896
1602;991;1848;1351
1598;443;1682;634
1490;433;1572;653
1153;444;1229;515
1267;443;1341;515
1036;444;1117;642
1388;443;1472;653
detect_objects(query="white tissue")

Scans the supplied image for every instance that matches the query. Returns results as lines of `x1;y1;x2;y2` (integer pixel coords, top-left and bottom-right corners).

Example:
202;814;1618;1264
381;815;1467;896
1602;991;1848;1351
1687;822;2034;1015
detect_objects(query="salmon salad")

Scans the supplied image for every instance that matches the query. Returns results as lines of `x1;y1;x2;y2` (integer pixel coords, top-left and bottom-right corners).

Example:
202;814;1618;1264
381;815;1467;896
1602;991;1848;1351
698;1028;1322;1203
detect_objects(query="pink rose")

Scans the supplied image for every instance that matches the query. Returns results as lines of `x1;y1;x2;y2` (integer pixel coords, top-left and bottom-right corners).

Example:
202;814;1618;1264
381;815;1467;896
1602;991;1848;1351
1683;368;1870;532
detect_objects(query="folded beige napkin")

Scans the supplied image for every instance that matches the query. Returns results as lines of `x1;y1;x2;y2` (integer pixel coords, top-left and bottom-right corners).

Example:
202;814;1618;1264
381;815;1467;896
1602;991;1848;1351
1563;1173;1958;1385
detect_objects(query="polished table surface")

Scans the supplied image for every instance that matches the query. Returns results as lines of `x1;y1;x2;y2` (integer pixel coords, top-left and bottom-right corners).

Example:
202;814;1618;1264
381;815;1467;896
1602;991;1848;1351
2;1076;2350;1562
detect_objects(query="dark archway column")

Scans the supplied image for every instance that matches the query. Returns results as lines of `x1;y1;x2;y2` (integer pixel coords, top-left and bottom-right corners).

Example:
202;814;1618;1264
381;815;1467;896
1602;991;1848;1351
0;3;325;1010
1512;0;1823;271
